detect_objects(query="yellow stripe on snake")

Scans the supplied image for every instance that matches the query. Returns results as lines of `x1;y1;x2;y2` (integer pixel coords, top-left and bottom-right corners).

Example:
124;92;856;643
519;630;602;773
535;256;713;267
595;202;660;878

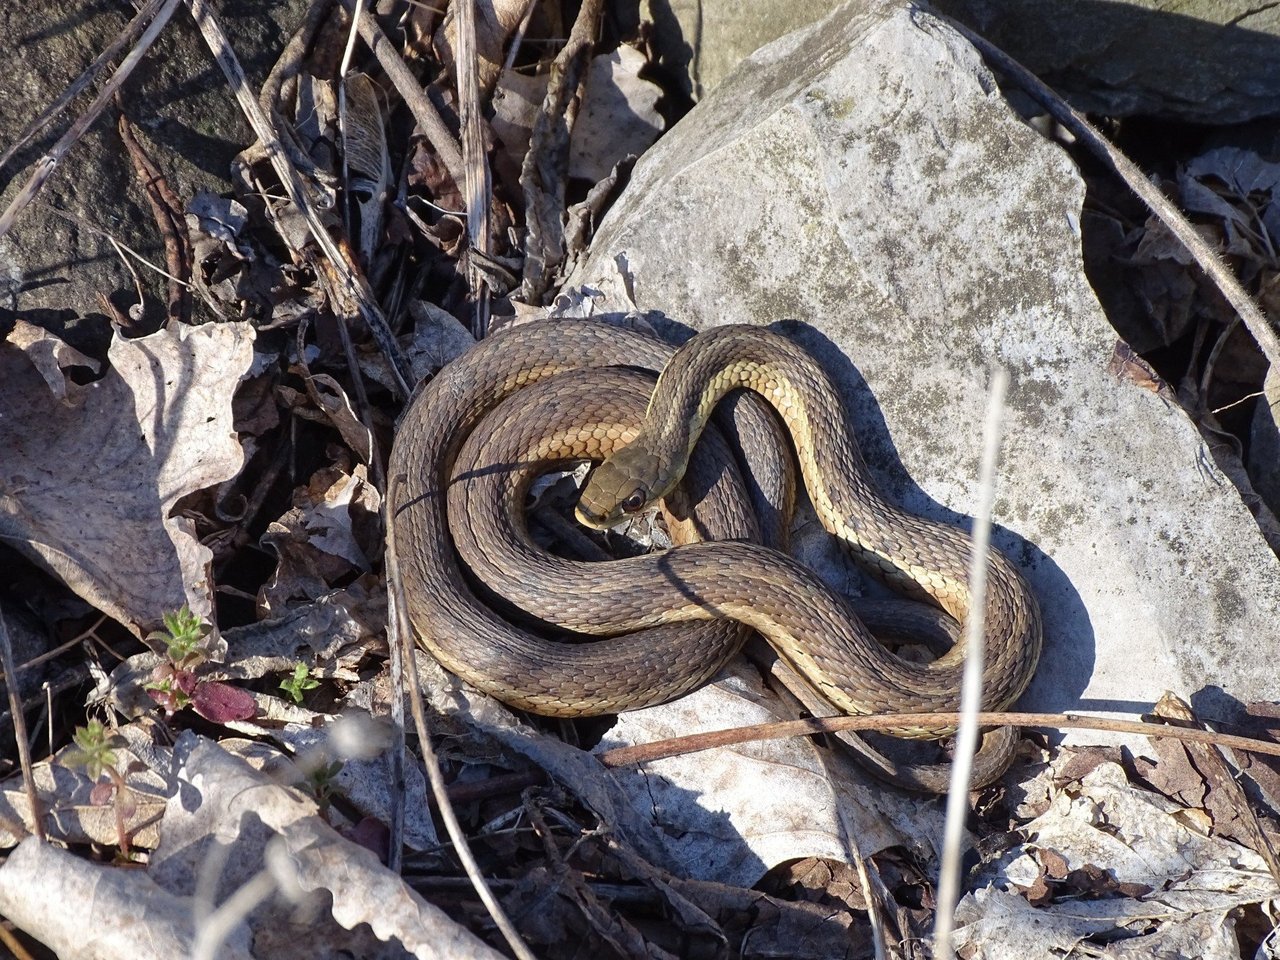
387;320;1043;791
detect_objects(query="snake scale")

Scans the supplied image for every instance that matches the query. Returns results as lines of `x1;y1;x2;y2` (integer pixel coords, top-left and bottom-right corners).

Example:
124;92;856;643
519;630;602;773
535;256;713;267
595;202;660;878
387;319;1043;790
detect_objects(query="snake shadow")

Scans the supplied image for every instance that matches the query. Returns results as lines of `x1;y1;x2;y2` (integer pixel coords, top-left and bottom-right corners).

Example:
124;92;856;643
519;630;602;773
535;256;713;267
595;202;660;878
609;311;1101;736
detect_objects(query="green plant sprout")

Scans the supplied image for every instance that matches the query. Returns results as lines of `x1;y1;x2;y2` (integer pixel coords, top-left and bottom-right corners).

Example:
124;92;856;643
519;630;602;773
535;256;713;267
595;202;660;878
62;720;134;855
144;607;256;722
148;606;210;669
280;662;321;704
303;759;345;817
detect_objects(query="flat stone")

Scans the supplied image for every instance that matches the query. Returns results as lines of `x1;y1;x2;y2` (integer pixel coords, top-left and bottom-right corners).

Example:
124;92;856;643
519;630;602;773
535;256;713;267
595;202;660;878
567;1;1280;738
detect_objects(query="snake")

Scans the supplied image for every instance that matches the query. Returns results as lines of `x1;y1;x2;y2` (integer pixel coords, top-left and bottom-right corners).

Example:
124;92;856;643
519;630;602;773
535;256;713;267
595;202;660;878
387;319;1043;789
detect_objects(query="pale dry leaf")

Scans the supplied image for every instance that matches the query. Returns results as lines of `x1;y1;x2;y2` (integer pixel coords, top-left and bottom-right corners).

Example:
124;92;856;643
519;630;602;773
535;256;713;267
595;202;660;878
187;188;249;247
569;47;664;183
152;733;502;960
214;584;382;681
1018;762;1276;911
0;322;255;632
491;69;547;176
340;72;391;265
953;887;1246;960
258;462;381;615
960;759;1280;958
0;739;168;850
0;837;253;960
361;300;477;391
595;660;944;887
5;318;100;399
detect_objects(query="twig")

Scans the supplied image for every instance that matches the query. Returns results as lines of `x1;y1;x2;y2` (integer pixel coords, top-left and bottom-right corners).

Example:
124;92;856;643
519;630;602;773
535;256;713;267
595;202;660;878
0;0;169;173
934;368;1007;960
184;0;412;397
384;482;536;960
593;709;1280;767
500;0;540;76
336;0;466;189
943;16;1280;371
518;0;604;303
0;0;183;238
0;607;44;843
116;111;193;325
0;922;36;960
456;0;494;337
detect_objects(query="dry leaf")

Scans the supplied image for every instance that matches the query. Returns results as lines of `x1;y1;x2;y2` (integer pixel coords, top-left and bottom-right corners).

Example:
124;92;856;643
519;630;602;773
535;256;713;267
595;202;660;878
962;760;1280;957
569;47;664;183
0;322;255;632
0;838;253;960
595;661;945;887
258;462;381;616
150;733;502;959
5;317;100;399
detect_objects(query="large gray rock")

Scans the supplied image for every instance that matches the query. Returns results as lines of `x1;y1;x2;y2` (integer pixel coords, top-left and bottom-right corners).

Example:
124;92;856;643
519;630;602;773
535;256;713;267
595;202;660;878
639;0;1280;123
932;0;1280;123
567;1;1280;736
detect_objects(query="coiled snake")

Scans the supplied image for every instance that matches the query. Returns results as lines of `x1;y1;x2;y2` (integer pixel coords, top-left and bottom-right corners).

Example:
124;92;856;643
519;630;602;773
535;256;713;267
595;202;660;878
387;319;1043;790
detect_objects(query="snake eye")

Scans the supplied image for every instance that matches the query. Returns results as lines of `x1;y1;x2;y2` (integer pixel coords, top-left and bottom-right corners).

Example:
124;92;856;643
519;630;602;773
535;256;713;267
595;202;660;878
620;490;647;514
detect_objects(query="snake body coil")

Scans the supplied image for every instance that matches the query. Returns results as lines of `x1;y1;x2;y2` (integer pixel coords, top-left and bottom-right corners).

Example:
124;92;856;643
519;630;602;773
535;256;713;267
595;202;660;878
388;320;1043;787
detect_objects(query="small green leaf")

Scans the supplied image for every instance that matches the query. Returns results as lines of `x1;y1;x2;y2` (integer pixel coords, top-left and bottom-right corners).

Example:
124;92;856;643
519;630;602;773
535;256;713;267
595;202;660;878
63;720;123;782
280;662;321;704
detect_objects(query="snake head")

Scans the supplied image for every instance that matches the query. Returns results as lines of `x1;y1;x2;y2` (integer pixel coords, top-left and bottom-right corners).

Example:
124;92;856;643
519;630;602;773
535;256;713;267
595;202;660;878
575;442;667;529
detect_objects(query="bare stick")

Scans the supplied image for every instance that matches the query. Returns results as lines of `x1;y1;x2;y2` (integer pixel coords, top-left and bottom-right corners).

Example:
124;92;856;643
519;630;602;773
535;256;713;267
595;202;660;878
0;0;169;172
944;17;1280;370
0;0;183;238
0;607;44;843
336;0;466;189
594;709;1280;767
456;0;494;337
518;0;604;303
934;368;1008;960
184;0;411;396
385;481;536;960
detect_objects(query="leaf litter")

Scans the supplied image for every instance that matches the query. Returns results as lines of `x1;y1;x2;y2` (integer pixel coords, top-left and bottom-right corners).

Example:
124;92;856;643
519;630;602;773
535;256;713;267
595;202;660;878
0;2;1277;959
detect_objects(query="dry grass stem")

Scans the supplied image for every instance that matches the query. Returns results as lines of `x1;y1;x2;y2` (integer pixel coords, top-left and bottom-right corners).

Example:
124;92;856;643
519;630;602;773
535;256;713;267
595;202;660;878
0;610;43;844
933;367;1008;960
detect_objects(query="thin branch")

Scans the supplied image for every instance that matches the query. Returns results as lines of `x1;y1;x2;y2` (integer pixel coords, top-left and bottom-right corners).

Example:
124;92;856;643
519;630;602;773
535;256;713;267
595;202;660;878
593;709;1280;767
943;16;1280;370
934;368;1008;960
0;0;169;172
0;0;183;238
336;0;466;189
0;607;44;843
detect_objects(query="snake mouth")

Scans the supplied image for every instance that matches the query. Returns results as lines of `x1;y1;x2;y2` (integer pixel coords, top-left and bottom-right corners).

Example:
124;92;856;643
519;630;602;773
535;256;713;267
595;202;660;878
573;504;616;530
